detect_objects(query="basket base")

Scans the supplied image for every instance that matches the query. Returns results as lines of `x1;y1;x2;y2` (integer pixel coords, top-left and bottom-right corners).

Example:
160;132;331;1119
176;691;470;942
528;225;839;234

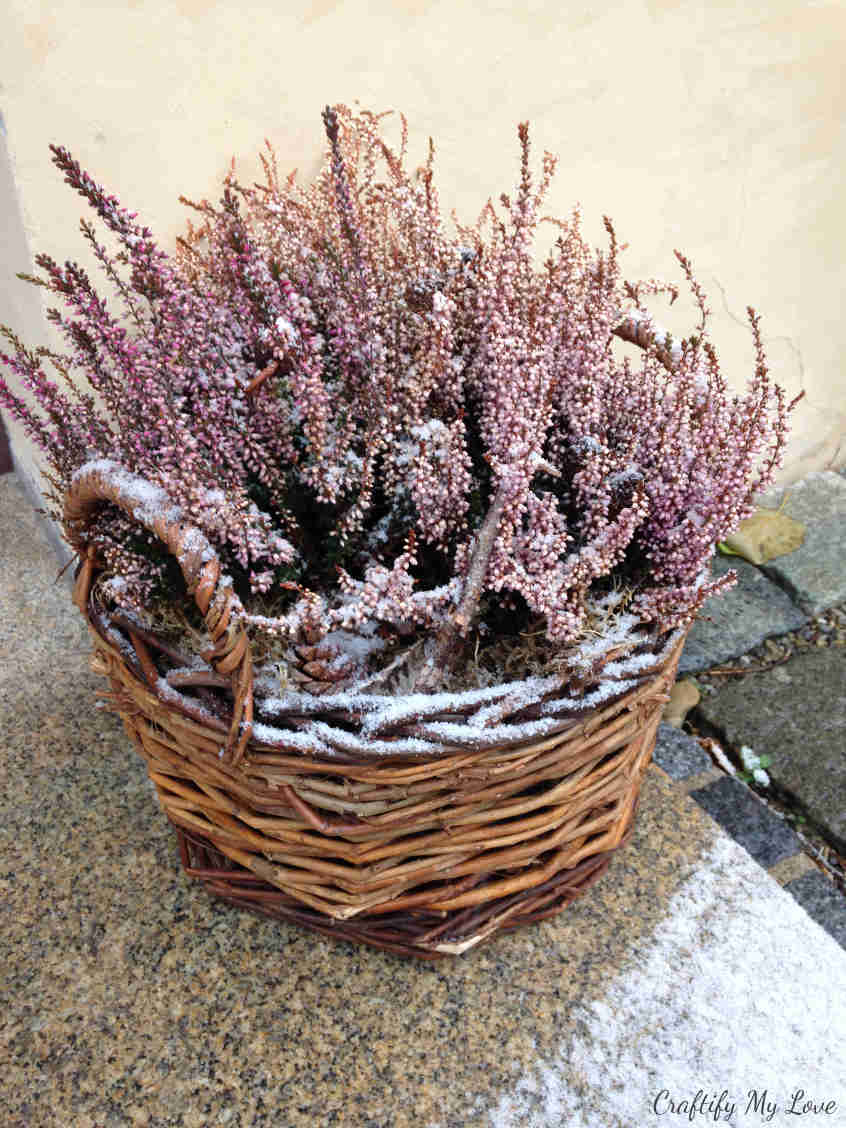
172;821;622;959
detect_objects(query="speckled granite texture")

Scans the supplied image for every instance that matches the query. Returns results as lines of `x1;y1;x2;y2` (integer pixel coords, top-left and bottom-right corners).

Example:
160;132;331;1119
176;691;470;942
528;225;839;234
2;473;845;1127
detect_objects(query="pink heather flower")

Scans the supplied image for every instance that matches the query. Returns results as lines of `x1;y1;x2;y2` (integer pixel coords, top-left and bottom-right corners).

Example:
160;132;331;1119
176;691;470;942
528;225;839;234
0;106;800;683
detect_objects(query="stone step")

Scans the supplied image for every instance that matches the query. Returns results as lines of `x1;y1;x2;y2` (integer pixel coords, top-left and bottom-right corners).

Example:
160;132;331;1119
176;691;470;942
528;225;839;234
653;724;846;951
679;555;807;675
757;471;846;614
693;645;846;852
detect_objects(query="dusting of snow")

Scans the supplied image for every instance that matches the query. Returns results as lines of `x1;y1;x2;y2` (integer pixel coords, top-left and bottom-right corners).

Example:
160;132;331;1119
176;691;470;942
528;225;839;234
249;670;661;752
618;306;684;363
592;589;628;613
274;315;299;345
597;627;684;682
410;582;459;609
410;418;448;444
244;622;679;747
105;623;140;662
358;682;560;736
100;576;128;600
154;676;221;723
562;612;642;675
257;690;382;719
178;526;215;563
536;676;640;717
485;832;846;1127
200;488;226;506
599;651;659;679
467;677;562;728
607;466;642;489
166;662;213;678
250;721;333;755
309;721;437;758
571;435;601;456
321;629;386;663
72;459;183;526
71;459;222;569
416;716;567;747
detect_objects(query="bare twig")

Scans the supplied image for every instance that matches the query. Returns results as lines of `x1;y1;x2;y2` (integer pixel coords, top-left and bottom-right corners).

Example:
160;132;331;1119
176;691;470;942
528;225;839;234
110;612;195;667
613;311;682;373
349;639;424;694
412;477;509;691
167;670;233;691
245;358;280;398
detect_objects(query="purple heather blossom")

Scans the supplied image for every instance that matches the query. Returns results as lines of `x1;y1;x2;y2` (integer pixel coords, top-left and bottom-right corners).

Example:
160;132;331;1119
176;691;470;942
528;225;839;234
0;106;799;686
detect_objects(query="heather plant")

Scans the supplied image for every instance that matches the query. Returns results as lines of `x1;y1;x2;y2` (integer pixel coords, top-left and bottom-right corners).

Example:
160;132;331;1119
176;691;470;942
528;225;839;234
0;104;799;698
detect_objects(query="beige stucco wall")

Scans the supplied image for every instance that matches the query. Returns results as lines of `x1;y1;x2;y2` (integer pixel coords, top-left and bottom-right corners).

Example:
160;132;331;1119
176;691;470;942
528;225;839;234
1;0;844;515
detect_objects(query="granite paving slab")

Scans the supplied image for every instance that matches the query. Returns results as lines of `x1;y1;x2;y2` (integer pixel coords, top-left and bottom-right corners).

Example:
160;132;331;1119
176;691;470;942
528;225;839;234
695;644;846;851
3;472;846;1126
652;723;714;781
679;555;808;675
757;471;846;614
784;870;846;950
689;775;801;869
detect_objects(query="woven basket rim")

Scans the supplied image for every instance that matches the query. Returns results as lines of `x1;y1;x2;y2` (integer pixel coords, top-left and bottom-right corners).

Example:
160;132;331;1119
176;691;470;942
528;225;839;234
81;575;684;767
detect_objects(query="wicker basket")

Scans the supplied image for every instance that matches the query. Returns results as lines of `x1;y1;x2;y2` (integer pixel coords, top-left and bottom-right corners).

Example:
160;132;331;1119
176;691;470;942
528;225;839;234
64;464;684;958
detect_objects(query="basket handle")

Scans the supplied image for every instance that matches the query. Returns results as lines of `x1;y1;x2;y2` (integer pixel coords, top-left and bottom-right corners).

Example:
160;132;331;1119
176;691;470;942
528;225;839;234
64;460;253;767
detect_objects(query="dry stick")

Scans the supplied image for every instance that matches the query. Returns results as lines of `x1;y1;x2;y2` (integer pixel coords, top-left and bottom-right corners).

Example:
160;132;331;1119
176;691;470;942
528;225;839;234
612;312;681;374
413;478;510;692
245;358;280;398
349;639;425;694
110;612;195;667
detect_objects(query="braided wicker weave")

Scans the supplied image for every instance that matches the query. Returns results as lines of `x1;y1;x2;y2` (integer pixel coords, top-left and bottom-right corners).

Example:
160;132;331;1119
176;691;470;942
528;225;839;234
64;463;683;958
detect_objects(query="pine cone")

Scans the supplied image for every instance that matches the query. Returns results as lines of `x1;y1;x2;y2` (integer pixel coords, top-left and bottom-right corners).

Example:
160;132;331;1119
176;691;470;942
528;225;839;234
286;642;358;696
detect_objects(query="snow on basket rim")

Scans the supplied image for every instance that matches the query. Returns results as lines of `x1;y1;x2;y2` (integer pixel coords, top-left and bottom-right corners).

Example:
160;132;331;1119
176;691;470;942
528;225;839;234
133;624;686;759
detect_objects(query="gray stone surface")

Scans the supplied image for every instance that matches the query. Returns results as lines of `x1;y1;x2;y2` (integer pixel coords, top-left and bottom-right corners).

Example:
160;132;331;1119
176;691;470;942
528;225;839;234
696;645;846;851
757;471;846;614
678;555;807;674
652;723;713;780
785;870;846;951
690;775;801;868
4;472;846;1125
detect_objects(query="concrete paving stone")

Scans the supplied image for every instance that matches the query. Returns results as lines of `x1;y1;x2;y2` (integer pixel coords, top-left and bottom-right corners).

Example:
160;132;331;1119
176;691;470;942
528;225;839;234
695;645;846;851
652;723;713;780
679;555;807;674
689;775;801;869
757;470;846;613
784;870;846;950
